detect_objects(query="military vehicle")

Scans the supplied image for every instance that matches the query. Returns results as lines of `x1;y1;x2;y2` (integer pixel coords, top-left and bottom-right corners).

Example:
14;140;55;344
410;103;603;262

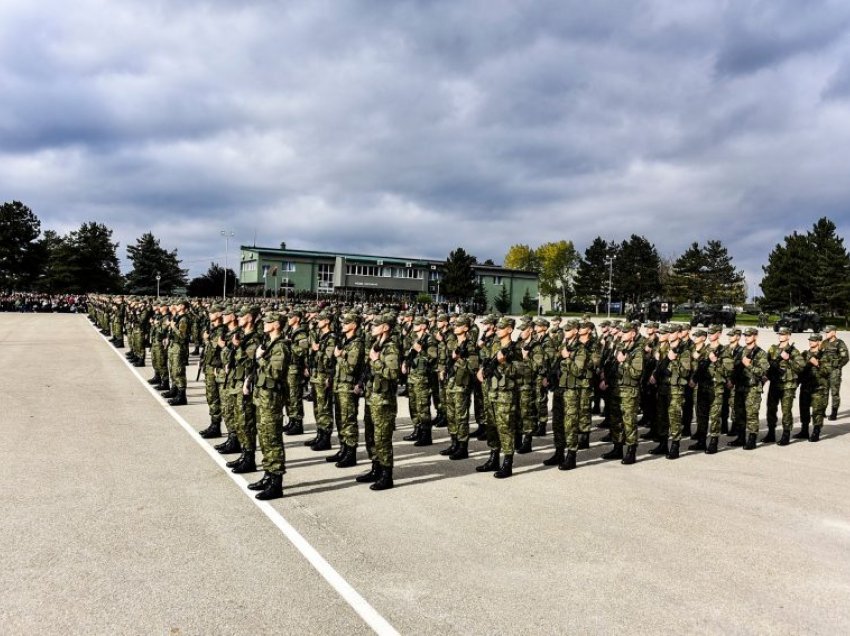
773;308;822;333
690;305;737;327
627;300;673;323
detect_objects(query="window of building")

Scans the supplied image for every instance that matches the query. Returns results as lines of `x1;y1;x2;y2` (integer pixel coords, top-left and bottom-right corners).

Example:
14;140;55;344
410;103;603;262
494;276;503;285
429;270;442;281
281;261;296;272
318;263;334;291
242;261;257;273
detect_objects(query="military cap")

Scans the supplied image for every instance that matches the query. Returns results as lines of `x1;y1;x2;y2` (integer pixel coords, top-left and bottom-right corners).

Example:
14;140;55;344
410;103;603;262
658;324;672;334
518;317;533;329
480;315;498;326
238;304;260;318
436;313;449;322
579;320;594;330
707;324;723;334
289;309;303;319
497;317;515;329
373;313;394;327
692;328;707;338
454;315;472;328
599;320;612;328
221;304;235;315
316;310;333;321
533;317;550;328
679;322;691;331
743;327;759;336
263;312;282;324
621;321;639;333
179;298;191;308
342;312;359;324
809;332;823;341
563;319;580;330
550;316;562;323
645;321;659;329
777;327;791;336
412;316;428;327
727;327;742;336
825;325;837;333
209;303;224;313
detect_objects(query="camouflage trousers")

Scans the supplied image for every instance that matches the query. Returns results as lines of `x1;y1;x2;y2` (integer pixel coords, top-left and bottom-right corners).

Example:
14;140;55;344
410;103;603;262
579;385;592;434
220;382;236;431
334;383;359;448
828;369;842;412
707;382;726;438
285;368;304;423
695;383;712;437
446;378;472;443
563;388;584;451
230;388;257;451
800;385;827;428
151;343;167;381
517;385;536;434
766;383;797;431
613;385;640;446
536;378;549;426
734;385;763;435
607;385;623;443
254;389;285;474
551;389;565;448
311;374;334;433
430;372;444;419
367;391;395;468
481;383;501;451
204;368;223;427
407;373;432;428
493;389;517;454
111;319;123;342
659;385;684;442
681;383;694;430
132;328;145;362
167;346;188;390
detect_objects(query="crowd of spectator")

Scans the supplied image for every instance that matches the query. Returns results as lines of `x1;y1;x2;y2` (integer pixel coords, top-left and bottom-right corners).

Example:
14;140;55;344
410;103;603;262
0;293;88;313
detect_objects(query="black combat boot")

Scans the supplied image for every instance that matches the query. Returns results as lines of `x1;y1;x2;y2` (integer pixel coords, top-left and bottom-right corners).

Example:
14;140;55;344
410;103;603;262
744;433;757;450
649;439;669;455
231;450;257;474
133;358;145;367
761;427;776;444
578;433;590;450
666;440;680;459
255;472;283;500
303;430;321;447
599;432;613;443
226;451;247;468
356;460;381;483
558;449;577;471
191;345;200;356
621;444;637;465
285;419;304;436
727;429;746;447
248;472;270;491
449;440;469;460
809;426;822;442
793;424;810;440
516;433;533;454
542;446;565;466
432;413;447;428
281;419;294;434
601;443;624;460
403;425;420;442
777;430;791;446
335;444;357;468
471;422;486;440
168;388;187;406
829;408;838;421
215;432;240;454
325;445;345;463
147;374;161;385
413;425;433;447
199;421;222;439
721;419;729;435
161;384;177;399
688;436;707;451
154;378;169;391
370;466;393;491
514;429;523;451
476;449;500;472
494;454;513;479
705;436;719;454
533;422;547;437
439;435;458;456
311;429;332;451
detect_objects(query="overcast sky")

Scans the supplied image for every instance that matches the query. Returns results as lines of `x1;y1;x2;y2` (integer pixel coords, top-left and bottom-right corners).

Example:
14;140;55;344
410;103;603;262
2;0;850;295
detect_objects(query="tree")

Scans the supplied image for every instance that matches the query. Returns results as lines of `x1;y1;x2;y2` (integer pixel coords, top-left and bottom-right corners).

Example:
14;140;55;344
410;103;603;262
442;247;477;302
494;284;511;314
36;230;75;293
520;288;536;314
536;240;579;310
665;242;706;305
126;232;188;295
574;237;619;312
613;235;662;306
66;222;124;293
761;232;815;310
701;240;745;305
504;244;541;272
188;262;238;297
808;217;850;315
0;201;42;290
473;280;488;314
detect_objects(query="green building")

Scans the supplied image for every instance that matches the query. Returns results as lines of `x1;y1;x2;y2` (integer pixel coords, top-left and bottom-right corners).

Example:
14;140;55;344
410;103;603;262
238;245;539;315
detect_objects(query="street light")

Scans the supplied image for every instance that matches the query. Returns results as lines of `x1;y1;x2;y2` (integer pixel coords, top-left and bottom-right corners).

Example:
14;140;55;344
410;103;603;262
155;273;161;299
220;230;234;301
606;256;615;318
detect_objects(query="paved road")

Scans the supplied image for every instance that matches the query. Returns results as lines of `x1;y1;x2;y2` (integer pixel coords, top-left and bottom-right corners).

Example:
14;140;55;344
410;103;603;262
3;314;850;635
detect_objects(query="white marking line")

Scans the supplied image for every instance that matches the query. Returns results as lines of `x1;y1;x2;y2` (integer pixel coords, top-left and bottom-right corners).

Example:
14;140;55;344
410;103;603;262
99;330;399;636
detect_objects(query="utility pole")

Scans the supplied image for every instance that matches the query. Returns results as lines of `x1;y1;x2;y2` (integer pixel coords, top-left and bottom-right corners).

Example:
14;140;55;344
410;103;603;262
220;230;234;300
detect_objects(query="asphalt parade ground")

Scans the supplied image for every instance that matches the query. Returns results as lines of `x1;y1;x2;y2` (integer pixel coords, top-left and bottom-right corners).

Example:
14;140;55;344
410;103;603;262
2;314;850;635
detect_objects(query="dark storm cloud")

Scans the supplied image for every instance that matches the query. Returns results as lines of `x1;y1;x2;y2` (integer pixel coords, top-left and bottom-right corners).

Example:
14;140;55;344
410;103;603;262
1;0;849;294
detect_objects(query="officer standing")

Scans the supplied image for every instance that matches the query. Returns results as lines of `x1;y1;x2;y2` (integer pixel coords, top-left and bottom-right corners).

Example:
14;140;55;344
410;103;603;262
330;312;364;467
765;327;805;445
441;315;478;461
728;327;769;450
402;316;438;446
800;333;833;442
198;304;227;439
822;325;849;420
282;310;309;436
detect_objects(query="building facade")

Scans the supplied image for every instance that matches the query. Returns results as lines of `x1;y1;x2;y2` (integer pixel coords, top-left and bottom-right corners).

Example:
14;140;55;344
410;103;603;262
238;246;539;315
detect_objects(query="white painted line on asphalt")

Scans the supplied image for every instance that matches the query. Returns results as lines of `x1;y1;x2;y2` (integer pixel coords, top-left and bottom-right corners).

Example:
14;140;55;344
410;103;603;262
97;327;400;636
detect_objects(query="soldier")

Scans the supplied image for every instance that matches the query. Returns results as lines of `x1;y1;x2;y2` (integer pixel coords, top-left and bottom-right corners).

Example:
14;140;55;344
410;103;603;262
355;314;399;491
226;305;262;473
515;318;539;454
149;303;170;391
441;315;479;461
479;317;520;478
543;319;576;467
198;304;227;439
799;333;833;442
304;311;337;451
638;321;659;434
612;321;643;464
687;328;710;451
722;327;743;437
822;325;849;421
701;325;735;454
765;327;805;445
531;317;554;436
649;324;692;459
214;306;242;456
431;314;452;428
473;315;497;440
248;312;289;499
727;327;769;450
330;312;364;467
164;299;191;406
678;322;695;439
402;316;438;446
110;297;125;348
282;309;309;436
578;322;601;450
557;320;595;471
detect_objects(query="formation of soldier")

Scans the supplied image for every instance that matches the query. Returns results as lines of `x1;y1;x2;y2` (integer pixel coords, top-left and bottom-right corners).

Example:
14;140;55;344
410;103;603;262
86;295;849;499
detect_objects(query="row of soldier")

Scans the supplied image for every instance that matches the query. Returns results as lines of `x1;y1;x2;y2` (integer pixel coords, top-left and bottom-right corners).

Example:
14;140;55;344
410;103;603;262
87;296;848;499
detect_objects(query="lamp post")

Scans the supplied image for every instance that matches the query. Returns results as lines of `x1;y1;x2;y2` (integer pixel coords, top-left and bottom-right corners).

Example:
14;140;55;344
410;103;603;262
220;230;234;300
606;256;615;318
156;273;161;299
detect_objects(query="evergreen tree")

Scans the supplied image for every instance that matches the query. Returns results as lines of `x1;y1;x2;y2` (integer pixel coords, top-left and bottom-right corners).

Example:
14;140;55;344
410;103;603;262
613;235;662;305
494;284;511;314
701;239;746;305
574;237;619;312
67;222;124;293
760;231;815;310
0;201;42;290
188;263;238;298
473;280;488;313
665;242;706;305
442;247;477;303
520;288;536;313
126;232;188;295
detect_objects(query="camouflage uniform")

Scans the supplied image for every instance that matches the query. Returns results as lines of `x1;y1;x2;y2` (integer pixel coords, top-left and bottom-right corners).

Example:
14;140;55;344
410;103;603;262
334;323;364;449
404;322;438;431
310;327;338;435
446;328;479;445
822;329;848;416
705;334;735;442
367;335;400;469
615;334;643;447
730;329;769;445
228;322;261;452
253;319;290;474
657;338;692;444
799;335;833;436
203;320;227;429
766;335;805;434
285;320;309;428
167;307;191;391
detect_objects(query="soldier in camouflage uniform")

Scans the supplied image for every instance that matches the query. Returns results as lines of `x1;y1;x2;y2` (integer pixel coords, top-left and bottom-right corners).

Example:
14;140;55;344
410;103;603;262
355;314;399;491
765;327;805;445
687;328;711;451
480;317;520;478
678;323;695;439
605;321;643;463
110;297;125;348
282;310;309;436
723;328;743;437
402;316;438;446
557;320;595;471
441;315;479;461
329;312;364;467
474;315;498;442
727;327;769;450
163;299;191;406
578;323;601;450
515;318;539;454
305;311;337;451
799;333;833;442
649;324;692;459
701;325;735;454
531;317;553;436
431;314;452;428
822;325;848;421
225;305;262;473
198;304;227;438
215;307;242;455
246;312;289;499
148;303;170;390
543;319;576;467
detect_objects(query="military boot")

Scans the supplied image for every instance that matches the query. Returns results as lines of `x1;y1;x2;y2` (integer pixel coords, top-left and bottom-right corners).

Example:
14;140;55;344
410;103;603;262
215;432;240;454
356;460;381;483
542;446;565;466
494;454;513;479
325;445;345;463
310;429;332;451
829;408;838;421
744;433;757;450
533;422;547;437
160;384;177;399
335;444;357;468
599;432;613;443
777;430;791;446
168;388;187;406
231;451;257;474
601;443;624;460
255;472;283;500
449;440;469;460
558;449;577;471
682;423;692;439
191;345;200;356
472;422;487;440
199;421;222;439
793;424;810;440
621;444;637;465
516;433;533;454
248;472;270;491
476;449;500;472
705;436;719;454
727;429;746;447
133;358;145;368
578;433;590;450
666;440;680;459
688;436;707;451
432;413;447;428
370;466;393;491
285;419;304;436
809;426;822;442
147;374;161;385
413;425;432;447
439;435;458;456
226;451;247;468
761;427;776;444
402;425;420;442
721;419;729;435
155;378;170;391
303;430;321;447
649;439;669;455
281;419;294;434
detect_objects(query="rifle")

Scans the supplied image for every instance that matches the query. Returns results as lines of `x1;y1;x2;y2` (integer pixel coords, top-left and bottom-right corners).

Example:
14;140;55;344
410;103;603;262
447;338;471;380
195;343;206;381
481;344;512;381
